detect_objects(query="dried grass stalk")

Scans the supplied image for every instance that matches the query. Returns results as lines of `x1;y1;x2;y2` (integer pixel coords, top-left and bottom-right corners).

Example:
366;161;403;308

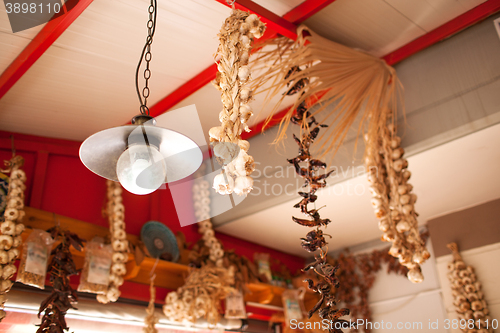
249;25;402;157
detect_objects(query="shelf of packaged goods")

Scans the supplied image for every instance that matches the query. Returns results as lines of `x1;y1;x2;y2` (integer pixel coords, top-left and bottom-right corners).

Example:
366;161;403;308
19;207;318;307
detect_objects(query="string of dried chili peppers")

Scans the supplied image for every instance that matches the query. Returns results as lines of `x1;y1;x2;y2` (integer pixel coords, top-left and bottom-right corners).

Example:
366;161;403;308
286;68;350;332
36;227;85;333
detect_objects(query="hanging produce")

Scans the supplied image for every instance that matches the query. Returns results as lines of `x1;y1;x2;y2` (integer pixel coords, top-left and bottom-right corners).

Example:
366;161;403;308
97;180;128;304
209;9;265;196
446;243;493;333
37;227;84;333
249;25;430;282
328;232;427;333
364;119;429;283
164;170;235;325
286;82;350;330
193;172;224;267
144;276;159;333
0;155;26;321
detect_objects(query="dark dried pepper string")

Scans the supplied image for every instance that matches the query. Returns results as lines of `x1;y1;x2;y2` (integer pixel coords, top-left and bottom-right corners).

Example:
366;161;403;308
36;227;85;333
285;67;350;332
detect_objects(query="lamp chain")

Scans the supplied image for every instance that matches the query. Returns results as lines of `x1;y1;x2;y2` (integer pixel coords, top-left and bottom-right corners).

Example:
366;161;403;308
136;0;157;115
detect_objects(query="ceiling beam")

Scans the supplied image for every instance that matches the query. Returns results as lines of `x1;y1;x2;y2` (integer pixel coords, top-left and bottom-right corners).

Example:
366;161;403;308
383;0;500;65
283;0;338;24
0;0;94;100
214;0;297;40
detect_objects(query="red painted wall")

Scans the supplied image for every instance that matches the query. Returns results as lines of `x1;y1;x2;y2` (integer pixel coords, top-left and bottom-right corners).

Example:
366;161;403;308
0;130;304;302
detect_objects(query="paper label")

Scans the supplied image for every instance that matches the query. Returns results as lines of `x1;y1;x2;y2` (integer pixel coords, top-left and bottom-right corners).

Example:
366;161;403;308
25;242;48;275
257;260;272;281
285;298;303;320
87;255;112;285
225;291;246;319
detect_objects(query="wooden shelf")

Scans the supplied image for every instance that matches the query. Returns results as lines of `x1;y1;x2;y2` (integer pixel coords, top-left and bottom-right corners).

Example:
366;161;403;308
21;207;317;308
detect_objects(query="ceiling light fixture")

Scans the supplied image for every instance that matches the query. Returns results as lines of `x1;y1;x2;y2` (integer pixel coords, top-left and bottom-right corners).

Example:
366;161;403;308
80;0;202;195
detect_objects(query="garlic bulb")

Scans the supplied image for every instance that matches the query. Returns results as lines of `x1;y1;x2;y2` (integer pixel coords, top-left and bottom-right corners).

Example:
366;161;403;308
0;155;27;321
364;121;430;282
165;172;234;325
209;9;266;196
98;181;128;304
446;243;493;333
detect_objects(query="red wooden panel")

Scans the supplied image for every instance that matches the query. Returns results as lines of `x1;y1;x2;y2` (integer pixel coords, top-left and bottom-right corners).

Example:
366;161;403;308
29;151;49;209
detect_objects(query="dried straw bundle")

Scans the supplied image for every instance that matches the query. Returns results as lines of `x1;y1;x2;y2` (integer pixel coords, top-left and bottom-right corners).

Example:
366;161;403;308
249;25;401;157
210;10;265;196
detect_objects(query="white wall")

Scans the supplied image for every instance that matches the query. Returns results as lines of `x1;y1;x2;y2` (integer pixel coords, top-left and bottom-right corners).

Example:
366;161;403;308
435;242;500;333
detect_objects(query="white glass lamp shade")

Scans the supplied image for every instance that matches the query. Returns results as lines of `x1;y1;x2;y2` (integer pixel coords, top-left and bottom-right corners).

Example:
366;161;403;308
116;144;166;195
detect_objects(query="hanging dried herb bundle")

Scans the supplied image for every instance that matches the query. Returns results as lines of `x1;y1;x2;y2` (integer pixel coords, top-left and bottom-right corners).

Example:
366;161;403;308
286;83;349;331
446;243;493;332
0;155;27;321
209;9;265;196
37;227;84;333
364;118;430;283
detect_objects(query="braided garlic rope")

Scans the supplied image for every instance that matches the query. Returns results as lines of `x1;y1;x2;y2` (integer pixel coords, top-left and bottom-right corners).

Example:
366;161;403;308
0;156;26;321
365;124;429;283
163;173;234;324
209;10;265;196
97;180;128;303
447;243;493;333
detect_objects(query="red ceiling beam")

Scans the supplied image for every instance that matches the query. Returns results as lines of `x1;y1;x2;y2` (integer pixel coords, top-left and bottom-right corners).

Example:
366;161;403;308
0;0;94;100
214;0;297;40
383;0;500;65
283;0;338;24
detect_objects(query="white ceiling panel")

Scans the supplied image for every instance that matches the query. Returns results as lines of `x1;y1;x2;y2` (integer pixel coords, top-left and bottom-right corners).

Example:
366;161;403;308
0;6;46;73
382;0;487;32
303;0;426;56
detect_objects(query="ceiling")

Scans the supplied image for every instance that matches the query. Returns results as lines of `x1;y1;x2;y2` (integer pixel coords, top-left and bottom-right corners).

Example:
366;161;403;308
1;0;499;257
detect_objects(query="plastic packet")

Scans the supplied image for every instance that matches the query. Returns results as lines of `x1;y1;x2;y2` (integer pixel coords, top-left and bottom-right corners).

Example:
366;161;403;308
254;253;272;282
78;237;113;294
224;290;247;319
282;288;306;322
16;229;54;289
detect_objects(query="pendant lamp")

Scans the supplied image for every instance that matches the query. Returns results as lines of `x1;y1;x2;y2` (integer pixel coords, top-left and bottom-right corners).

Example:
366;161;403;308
79;0;202;195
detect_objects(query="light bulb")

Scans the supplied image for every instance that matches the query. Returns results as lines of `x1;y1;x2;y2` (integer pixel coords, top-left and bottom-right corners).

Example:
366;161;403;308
116;144;166;195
